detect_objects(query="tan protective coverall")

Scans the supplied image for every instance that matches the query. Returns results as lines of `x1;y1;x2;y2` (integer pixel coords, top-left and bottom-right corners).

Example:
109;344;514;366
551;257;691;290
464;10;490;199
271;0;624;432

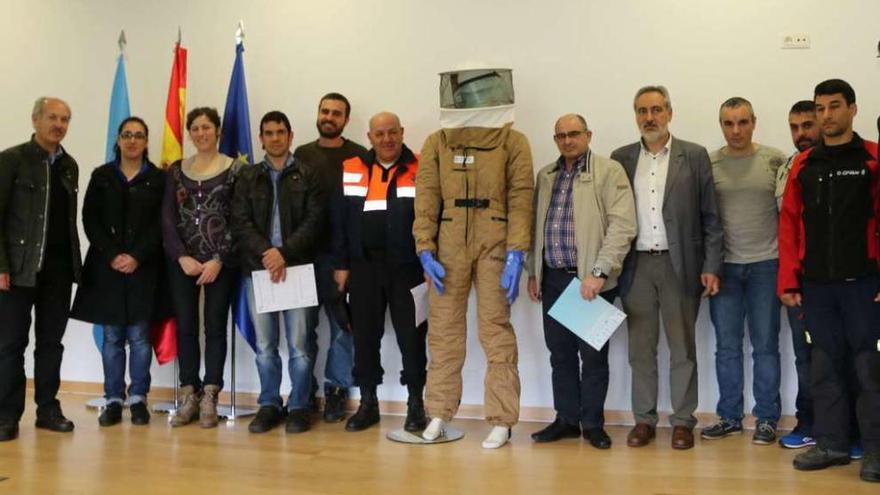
413;123;534;426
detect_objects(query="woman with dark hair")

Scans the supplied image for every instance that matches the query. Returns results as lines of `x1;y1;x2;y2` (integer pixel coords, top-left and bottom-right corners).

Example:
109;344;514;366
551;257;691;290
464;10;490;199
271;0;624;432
162;107;240;428
72;116;167;426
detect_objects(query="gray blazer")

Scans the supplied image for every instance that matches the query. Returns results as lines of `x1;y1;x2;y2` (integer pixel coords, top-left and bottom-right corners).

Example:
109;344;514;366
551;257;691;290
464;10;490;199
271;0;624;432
610;136;723;297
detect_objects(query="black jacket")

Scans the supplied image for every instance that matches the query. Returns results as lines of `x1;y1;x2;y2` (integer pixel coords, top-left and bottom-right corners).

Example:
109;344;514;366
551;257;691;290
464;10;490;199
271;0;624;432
231;156;325;274
778;134;879;291
71;162;170;325
331;145;419;269
0;138;81;287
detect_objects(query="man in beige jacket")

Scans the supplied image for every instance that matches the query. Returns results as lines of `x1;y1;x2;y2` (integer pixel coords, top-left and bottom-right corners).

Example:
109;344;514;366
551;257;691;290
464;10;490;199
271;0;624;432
527;113;636;449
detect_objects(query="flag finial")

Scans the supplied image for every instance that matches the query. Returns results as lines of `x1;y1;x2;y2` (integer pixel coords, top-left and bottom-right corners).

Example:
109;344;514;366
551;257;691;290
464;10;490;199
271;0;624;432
117;30;126;53
177;26;182;45
235;20;244;45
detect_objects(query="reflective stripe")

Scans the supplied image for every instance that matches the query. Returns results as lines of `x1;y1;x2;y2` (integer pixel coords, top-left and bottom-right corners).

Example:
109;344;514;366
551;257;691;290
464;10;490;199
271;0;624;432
344;185;368;197
342;172;362;183
397;186;416;198
363;199;387;211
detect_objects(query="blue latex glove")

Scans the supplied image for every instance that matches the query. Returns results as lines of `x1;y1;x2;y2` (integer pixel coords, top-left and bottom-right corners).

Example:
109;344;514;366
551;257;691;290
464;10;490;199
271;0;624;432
500;250;524;304
419;250;446;295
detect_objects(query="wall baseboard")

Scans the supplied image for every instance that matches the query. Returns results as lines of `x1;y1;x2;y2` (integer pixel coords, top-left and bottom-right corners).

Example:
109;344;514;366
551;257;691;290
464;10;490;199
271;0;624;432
40;379;797;429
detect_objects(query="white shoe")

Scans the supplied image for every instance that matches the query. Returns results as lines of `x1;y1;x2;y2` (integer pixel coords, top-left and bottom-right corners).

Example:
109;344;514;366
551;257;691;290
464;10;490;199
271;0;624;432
482;426;511;449
422;418;446;441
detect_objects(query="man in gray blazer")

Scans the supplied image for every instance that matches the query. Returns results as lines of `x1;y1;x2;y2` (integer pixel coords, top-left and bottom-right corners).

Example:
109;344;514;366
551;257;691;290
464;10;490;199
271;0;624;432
610;85;723;450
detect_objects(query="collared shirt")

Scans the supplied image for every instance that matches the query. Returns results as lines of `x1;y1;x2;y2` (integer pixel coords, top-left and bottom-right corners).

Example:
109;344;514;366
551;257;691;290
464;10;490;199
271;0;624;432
634;135;671;251
262;152;295;248
543;151;589;268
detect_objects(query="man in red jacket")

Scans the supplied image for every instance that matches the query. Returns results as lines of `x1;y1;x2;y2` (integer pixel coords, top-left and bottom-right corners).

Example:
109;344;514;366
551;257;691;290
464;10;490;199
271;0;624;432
777;79;880;482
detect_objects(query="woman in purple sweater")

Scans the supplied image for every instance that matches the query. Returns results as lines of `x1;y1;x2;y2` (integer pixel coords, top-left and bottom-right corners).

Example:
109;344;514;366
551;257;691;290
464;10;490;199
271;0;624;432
162;107;240;428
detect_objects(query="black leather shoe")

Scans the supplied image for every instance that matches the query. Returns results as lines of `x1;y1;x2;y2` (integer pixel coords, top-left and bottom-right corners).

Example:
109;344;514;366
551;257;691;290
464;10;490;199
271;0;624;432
404;398;428;432
249;406;284;433
285;408;311;434
35;408;75;433
584;427;612;449
530;418;580;443
98;402;123;427
345;400;380;432
129;402;151;426
0;422;19;442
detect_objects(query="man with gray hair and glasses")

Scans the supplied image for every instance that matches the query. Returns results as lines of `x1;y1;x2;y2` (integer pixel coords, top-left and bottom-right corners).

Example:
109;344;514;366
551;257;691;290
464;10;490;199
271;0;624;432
611;86;722;450
0;97;82;441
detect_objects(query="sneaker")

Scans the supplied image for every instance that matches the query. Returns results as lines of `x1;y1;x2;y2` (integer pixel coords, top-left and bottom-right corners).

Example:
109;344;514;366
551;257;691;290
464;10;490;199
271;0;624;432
753;421;777;445
794;446;850;471
700;419;742;440
130;402;151;426
98;402;123;427
422;418;446;441
779;431;816;449
286;408;311;434
249;406;284;433
861;452;880;482
851;441;864;460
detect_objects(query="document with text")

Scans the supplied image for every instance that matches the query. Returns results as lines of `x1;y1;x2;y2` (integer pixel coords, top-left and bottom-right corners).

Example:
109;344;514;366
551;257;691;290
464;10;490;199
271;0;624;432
547;277;627;351
251;264;319;314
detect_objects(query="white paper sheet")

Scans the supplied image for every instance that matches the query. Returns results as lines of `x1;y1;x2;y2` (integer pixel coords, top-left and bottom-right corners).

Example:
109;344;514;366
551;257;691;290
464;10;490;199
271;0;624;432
251;264;319;314
410;282;429;326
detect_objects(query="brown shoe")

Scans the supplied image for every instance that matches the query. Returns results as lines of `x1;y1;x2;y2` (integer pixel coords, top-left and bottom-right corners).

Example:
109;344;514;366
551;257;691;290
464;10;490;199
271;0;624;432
170;386;201;427
627;423;656;447
671;426;694;450
199;385;221;428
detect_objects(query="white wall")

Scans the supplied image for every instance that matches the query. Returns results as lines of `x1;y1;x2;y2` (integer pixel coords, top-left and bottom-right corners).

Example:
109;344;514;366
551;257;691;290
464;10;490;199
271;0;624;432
4;0;880;419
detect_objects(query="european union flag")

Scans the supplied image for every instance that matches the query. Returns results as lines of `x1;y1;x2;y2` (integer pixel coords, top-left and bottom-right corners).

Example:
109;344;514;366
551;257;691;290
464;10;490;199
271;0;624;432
219;41;257;351
106;53;131;162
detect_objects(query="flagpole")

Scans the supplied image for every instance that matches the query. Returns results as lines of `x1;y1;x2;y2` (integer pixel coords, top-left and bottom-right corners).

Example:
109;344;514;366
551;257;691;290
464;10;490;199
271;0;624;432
87;28;131;412
217;19;256;421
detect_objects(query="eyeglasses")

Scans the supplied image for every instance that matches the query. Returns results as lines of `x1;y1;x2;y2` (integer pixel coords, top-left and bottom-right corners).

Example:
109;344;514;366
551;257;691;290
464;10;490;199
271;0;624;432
120;131;147;141
553;130;587;141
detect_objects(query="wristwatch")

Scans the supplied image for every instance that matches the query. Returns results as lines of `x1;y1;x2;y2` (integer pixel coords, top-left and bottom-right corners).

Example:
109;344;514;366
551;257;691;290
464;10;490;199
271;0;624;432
591;266;608;279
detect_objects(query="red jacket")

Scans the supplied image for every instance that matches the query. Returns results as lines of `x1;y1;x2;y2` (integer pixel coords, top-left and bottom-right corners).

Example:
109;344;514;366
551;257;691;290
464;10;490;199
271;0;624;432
777;135;879;295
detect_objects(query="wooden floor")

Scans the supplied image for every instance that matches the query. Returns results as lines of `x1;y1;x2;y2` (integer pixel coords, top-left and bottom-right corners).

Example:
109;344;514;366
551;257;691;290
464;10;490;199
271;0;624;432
0;393;874;495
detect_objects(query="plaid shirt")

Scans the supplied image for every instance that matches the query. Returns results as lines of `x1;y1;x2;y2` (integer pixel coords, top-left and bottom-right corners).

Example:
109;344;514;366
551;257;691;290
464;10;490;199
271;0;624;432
543;151;589;268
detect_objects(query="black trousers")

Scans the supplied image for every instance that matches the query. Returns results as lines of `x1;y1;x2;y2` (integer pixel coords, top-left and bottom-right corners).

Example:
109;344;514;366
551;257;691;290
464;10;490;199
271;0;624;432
168;261;235;390
0;259;73;423
349;256;427;389
802;274;880;453
541;266;618;429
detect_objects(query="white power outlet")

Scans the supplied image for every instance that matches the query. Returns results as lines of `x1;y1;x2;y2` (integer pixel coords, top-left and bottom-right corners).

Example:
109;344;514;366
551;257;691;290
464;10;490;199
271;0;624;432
781;32;811;49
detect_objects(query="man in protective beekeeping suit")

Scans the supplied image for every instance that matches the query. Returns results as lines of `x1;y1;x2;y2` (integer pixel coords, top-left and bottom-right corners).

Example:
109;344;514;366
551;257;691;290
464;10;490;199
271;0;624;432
413;68;534;449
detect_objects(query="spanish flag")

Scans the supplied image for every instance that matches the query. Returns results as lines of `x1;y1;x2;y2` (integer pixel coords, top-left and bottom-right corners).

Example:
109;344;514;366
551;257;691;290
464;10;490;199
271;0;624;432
151;39;188;365
160;41;187;168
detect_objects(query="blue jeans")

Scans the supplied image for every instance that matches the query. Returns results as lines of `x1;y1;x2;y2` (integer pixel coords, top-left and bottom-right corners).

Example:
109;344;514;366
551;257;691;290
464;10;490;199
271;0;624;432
245;277;319;411
102;322;152;404
314;255;353;392
708;259;781;423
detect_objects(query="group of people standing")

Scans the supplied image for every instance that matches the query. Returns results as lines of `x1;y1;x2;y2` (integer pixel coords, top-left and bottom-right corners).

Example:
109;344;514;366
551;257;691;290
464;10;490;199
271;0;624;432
0;73;876;483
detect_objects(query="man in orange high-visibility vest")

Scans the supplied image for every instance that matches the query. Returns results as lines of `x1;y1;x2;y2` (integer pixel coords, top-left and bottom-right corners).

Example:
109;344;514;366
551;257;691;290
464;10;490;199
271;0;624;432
332;112;427;433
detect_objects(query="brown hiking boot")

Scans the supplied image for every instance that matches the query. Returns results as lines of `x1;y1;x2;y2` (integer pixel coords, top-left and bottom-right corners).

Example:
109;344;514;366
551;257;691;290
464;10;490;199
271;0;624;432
170;386;201;427
199;385;221;428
